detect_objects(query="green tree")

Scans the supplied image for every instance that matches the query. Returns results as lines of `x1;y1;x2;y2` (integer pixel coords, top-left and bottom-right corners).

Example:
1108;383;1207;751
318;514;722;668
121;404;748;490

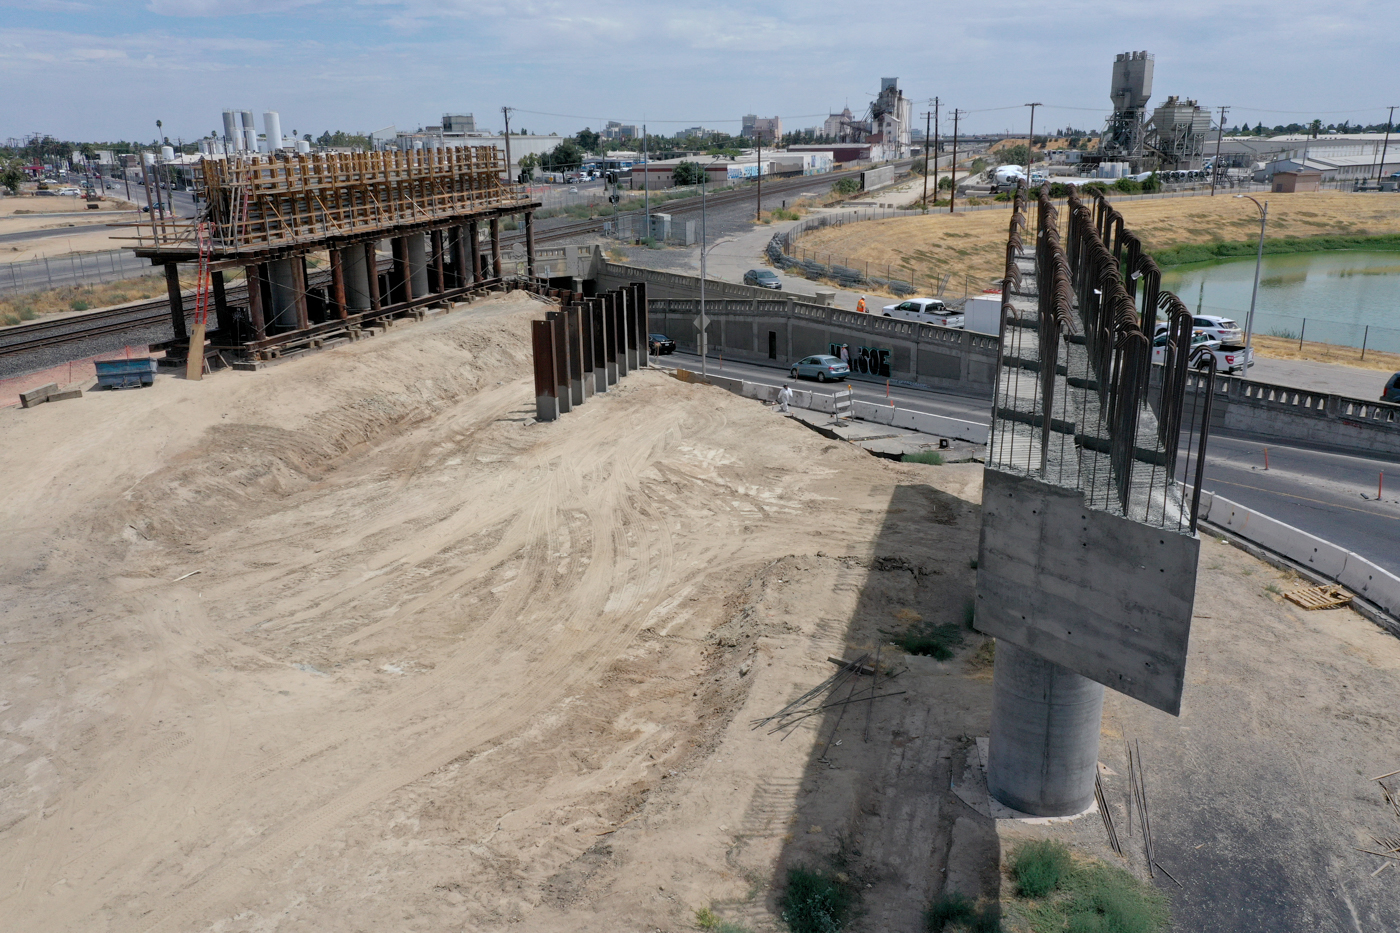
832;177;860;196
1309;119;1322;138
541;139;584;172
576;128;601;154
672;161;705;186
1;159;24;195
998;144;1030;167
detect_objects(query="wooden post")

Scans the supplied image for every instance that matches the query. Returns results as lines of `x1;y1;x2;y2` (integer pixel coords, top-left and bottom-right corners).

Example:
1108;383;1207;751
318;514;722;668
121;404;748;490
364;241;381;312
431;228;446;294
164;262;187;340
246;263;266;340
294;255;310;330
330;247;348;319
490;216;503;279
468;220;481;283
525;210;536;279
212;269;234;337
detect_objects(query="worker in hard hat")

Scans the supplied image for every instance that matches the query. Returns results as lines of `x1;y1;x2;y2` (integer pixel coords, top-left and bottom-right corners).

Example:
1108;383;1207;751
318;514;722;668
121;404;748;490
856;296;867;313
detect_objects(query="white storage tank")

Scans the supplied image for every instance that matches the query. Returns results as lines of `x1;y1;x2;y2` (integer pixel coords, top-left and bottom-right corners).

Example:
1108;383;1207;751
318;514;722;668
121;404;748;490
263;111;283;151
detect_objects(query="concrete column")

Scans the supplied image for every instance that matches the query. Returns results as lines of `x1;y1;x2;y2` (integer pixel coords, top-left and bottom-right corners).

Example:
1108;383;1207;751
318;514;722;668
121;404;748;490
365;241;382;312
986;641;1105;817
164;263;187;340
453;225;469;288
490;216;503;279
329;247;348;319
468;220;481;283
265;257;299;332
407;233;429;301
430;229;446;294
212;270;233;336
245;264;266;340
342;245;371;312
525;210;536;279
391;237;408;304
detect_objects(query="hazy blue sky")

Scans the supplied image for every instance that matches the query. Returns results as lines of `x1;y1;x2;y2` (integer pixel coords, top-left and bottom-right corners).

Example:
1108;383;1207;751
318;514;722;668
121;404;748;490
1;0;1392;143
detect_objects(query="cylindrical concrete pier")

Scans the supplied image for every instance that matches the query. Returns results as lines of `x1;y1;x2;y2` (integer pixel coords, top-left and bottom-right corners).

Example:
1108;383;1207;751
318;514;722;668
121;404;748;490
407;234;429;300
265;257;300;332
986;641;1104;816
341;245;371;312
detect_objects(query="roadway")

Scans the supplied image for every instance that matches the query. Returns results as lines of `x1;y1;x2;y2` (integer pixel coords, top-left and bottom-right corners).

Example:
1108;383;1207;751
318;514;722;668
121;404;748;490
659;348;1400;575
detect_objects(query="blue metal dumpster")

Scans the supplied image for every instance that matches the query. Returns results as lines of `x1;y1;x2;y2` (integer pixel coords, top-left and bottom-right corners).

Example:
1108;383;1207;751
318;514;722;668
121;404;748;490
95;358;157;389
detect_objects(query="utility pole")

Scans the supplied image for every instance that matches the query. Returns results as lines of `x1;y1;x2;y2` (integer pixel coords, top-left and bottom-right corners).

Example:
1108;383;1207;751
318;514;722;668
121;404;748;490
1378;106;1397;184
755;134;763;222
1024;102;1042;180
949;109;962;214
644;123;650;243
501;106;513;183
1210;105;1229;196
922;105;933;211
932;97;940;206
700;168;708;379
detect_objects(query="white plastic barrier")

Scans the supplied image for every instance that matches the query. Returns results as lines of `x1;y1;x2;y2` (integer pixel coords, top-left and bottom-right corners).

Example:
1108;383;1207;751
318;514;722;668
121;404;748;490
1205;493;1400;617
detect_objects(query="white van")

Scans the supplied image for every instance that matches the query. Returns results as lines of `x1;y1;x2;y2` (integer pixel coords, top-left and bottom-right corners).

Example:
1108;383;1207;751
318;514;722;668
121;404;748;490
882;298;964;328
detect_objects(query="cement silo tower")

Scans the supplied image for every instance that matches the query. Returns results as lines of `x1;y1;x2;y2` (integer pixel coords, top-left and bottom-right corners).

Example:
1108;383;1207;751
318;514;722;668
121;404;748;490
263;111;284;152
1101;51;1154;170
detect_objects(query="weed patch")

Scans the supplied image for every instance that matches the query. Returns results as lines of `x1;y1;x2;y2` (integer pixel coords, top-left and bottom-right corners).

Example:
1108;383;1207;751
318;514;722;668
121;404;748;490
695;905;751;932
926;892;1001;931
903;450;945;465
781;867;856;933
1012;840;1071;897
1012;852;1169;933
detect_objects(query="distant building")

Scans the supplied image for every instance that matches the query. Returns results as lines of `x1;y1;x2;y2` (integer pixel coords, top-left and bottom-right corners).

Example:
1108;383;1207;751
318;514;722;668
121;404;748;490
871;78;912;158
823;107;867;142
442;113;476;134
741;115;783;144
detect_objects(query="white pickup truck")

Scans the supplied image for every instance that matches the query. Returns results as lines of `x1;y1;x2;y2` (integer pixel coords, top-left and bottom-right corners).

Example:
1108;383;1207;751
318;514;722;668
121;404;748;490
1151;331;1253;374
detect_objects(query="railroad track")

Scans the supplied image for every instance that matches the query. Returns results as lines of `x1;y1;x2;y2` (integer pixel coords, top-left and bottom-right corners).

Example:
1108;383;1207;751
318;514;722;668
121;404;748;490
1;164;905;358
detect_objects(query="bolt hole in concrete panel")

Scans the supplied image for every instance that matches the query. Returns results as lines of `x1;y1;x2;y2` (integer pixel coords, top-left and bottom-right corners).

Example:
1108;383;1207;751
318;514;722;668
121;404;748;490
975;469;1199;716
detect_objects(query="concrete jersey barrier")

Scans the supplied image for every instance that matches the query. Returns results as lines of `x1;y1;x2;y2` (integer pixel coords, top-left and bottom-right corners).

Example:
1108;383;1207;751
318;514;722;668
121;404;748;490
1202;491;1400;620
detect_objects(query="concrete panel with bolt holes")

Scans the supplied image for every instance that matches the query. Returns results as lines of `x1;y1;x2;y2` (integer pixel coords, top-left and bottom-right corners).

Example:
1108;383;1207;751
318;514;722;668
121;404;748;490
974;468;1200;716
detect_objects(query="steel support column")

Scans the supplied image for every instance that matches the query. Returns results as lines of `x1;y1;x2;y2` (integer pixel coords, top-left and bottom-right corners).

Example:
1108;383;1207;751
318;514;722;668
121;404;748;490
612;290;629;377
164;262;187;340
525;210;536;279
565;304;585;406
212;270;233;336
532;319;560;422
579;298;595;396
633;281;649;367
490;216;503;279
245;264;266;340
547;310;572;413
329;247;348;319
590;298;609;392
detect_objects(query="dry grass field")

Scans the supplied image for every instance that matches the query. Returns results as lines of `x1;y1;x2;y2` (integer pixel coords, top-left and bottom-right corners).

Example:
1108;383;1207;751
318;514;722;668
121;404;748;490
795;191;1400;300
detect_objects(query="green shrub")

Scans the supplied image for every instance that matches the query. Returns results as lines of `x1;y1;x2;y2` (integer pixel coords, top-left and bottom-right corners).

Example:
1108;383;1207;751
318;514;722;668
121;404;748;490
926;893;1001;932
781;867;855;933
832;177;860;196
70;299;91;311
902;450;944;465
1061;862;1169;933
1012;840;1072;897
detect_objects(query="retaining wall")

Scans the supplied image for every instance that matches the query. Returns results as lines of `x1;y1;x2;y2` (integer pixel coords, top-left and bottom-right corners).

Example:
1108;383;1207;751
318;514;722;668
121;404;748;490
1151;367;1400;460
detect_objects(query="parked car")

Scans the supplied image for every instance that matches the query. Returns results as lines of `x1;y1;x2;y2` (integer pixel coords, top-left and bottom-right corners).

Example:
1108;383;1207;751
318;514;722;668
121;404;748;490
1154;314;1244;345
882;297;964;328
743;269;782;289
1151;331;1253;374
790;354;850;382
648;333;676;355
1383;372;1400;403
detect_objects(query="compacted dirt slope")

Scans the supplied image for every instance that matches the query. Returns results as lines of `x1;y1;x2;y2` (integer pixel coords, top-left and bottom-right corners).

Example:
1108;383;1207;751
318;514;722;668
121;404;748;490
0;292;999;932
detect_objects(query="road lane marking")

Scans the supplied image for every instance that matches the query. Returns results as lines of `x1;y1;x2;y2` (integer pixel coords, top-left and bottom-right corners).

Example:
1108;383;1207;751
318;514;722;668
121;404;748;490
1209;478;1400;521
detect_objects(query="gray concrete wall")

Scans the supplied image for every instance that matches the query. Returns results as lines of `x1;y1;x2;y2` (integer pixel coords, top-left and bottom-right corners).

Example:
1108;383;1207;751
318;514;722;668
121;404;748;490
974;468;1200;716
601;262;999;397
1151;366;1400;461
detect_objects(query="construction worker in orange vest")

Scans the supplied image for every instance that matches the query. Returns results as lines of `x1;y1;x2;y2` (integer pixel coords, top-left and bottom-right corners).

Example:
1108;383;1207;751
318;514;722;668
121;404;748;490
856;296;867;313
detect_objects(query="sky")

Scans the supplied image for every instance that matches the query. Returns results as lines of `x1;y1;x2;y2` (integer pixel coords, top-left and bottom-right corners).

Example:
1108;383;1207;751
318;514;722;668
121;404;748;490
0;0;1393;144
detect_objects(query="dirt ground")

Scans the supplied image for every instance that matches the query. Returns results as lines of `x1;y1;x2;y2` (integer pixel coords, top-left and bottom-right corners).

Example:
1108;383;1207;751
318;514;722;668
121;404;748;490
3;292;1399;933
0;194;139;263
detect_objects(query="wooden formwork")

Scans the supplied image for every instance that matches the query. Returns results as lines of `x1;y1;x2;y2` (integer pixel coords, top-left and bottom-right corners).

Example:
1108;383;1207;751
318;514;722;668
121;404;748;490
136;148;531;257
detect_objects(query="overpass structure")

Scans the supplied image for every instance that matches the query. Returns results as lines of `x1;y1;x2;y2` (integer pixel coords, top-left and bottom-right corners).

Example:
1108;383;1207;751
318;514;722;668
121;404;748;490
125;148;541;366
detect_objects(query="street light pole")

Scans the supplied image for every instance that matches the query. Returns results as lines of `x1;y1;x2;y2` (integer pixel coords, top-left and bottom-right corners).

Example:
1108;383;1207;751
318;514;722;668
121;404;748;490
922;105;932;212
700;169;708;379
1024;102;1041;180
1237;194;1268;368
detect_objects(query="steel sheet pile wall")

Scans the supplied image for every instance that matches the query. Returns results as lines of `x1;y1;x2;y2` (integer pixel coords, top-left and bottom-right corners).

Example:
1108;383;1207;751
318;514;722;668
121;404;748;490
976;182;1216;815
531;282;650;422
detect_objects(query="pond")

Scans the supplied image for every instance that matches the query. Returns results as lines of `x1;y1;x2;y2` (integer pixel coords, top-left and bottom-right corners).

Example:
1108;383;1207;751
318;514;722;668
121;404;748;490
1159;250;1400;354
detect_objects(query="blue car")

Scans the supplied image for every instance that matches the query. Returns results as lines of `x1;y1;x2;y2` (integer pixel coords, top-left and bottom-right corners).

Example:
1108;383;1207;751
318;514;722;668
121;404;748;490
1383;372;1400;404
790;354;850;383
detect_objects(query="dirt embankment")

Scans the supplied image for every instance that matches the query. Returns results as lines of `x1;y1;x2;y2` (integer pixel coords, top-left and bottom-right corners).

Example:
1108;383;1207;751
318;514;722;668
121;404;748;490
3;291;1399;932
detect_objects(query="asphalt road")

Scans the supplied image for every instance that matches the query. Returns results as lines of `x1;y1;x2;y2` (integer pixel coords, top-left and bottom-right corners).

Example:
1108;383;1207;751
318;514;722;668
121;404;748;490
661;348;1400;575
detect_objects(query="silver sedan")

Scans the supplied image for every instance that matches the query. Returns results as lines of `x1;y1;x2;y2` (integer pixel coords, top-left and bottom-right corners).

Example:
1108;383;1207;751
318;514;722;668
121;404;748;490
790;355;850;383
